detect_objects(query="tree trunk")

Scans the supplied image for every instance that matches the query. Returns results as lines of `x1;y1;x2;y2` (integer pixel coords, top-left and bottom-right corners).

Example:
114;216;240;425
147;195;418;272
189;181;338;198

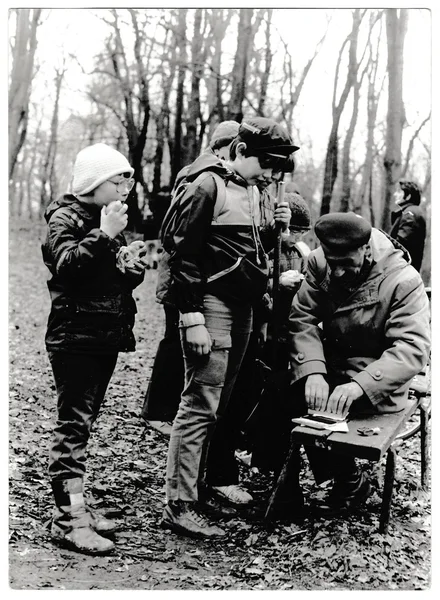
40;67;65;217
381;8;408;230
171;9;188;185
257;10;273;117
186;9;204;164
227;9;254;122
357;19;385;221
152;26;176;196
320;9;362;216
8;8;41;181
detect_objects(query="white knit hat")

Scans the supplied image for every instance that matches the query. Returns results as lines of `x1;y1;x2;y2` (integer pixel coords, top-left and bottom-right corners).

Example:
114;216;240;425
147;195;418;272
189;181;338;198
72;143;134;195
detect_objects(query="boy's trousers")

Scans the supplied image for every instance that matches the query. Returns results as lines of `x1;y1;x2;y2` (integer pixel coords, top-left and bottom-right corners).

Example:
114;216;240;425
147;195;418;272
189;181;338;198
166;293;252;502
48;351;118;481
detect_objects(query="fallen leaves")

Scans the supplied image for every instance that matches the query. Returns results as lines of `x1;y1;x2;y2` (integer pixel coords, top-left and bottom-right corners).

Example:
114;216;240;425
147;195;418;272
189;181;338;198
8;219;432;591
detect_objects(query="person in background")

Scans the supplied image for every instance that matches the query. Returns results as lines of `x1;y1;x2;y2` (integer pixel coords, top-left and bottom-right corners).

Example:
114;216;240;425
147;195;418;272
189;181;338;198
389;179;426;272
141;121;240;436
281;212;430;518
41;143;148;555
160;117;297;539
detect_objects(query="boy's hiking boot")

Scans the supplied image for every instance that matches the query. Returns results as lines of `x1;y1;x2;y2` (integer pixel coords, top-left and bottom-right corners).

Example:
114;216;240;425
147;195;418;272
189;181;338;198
51;478;115;555
161;500;226;539
211;484;253;507
315;472;372;516
145;420;173;437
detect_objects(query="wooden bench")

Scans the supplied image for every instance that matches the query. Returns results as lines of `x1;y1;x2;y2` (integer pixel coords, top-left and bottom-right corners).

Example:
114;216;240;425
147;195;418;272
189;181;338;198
265;395;430;533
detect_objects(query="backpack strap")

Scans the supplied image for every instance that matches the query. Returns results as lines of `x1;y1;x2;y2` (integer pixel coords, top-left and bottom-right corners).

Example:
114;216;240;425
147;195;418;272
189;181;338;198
210;172;227;221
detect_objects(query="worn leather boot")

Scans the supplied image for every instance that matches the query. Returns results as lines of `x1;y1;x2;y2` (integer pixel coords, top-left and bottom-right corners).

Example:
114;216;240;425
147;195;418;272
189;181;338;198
315;471;372;516
51;478;115;555
161;500;226;539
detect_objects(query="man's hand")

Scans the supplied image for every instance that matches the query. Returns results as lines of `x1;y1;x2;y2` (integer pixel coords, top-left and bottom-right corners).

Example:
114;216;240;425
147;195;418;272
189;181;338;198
305;374;329;411
273;201;291;231
185;324;212;356
326;382;364;417
100;201;128;238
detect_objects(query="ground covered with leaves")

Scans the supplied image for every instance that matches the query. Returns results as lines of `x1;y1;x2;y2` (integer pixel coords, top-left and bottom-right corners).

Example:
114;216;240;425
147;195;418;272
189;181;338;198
9;217;431;591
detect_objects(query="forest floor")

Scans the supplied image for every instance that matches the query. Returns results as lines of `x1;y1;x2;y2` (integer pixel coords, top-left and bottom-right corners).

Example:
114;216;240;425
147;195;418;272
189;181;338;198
8;216;432;592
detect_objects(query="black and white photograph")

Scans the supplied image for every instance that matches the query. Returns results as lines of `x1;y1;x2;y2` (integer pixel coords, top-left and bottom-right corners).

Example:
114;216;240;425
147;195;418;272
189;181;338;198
7;2;433;592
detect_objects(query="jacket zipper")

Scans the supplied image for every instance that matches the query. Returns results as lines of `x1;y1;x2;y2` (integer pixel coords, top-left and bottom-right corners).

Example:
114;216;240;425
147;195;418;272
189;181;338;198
207;257;244;283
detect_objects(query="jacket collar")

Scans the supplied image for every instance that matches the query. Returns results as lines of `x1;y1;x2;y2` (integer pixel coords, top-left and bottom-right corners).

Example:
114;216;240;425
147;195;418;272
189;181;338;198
315;229;409;311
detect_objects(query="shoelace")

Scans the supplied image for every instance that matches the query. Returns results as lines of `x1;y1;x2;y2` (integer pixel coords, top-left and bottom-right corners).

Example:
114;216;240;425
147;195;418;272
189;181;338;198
187;507;210;527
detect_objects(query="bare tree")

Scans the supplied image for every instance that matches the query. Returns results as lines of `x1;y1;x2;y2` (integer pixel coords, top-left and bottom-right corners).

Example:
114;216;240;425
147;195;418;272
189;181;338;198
339;12;380;213
40;65;66;217
381;8;408;229
9;8;42;181
256;10;273;117
320;9;363;216
152;16;176;196
356;15;386;223
186;9;205;163
277;21;329;134
401;113;431;177
171;9;188;185
227;9;255;121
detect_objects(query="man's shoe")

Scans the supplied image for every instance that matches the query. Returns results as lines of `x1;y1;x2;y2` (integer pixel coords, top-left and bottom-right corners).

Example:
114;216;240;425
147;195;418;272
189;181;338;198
160;501;226;539
315;472;372;516
210;485;253;507
146;420;173;436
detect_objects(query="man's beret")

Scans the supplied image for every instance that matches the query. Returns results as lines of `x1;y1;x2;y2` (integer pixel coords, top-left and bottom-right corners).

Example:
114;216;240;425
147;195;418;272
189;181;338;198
315;212;372;251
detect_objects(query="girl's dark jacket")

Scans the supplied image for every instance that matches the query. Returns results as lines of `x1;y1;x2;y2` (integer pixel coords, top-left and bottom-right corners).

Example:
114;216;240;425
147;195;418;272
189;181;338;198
42;195;144;354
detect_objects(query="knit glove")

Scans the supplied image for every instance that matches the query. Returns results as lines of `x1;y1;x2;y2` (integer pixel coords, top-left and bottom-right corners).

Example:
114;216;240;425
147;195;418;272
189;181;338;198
116;240;149;274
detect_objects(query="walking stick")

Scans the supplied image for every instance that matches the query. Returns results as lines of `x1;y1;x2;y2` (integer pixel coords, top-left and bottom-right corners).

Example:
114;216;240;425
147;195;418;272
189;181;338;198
271;180;285;370
262;181;287;521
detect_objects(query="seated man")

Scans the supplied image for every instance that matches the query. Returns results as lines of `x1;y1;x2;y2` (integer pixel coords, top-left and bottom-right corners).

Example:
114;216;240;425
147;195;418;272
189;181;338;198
286;212;430;515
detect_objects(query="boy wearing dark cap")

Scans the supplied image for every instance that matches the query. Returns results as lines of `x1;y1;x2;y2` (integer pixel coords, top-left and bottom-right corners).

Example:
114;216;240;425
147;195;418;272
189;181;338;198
42;143;148;555
161;117;298;538
282;212;430;516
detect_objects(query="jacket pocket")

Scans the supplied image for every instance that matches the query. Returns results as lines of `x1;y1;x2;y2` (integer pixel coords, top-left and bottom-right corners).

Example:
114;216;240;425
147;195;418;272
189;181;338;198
74;296;121;315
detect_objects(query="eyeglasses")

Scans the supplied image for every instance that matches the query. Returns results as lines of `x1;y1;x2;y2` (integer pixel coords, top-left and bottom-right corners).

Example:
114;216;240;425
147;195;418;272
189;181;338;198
107;177;135;193
257;154;288;171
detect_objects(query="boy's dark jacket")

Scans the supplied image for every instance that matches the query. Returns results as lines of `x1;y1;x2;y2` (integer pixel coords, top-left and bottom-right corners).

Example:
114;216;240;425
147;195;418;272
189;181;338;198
160;152;278;312
42;194;144;354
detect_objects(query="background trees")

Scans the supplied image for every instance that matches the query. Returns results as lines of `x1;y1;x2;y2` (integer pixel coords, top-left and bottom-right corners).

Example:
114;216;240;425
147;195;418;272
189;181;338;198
8;7;431;280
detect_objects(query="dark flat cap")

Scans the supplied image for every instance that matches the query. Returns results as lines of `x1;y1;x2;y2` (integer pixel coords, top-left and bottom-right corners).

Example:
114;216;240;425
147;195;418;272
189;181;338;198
238;118;299;156
315;212;372;251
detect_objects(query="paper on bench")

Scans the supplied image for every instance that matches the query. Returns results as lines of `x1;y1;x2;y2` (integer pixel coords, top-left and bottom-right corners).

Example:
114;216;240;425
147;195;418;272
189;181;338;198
291;417;349;433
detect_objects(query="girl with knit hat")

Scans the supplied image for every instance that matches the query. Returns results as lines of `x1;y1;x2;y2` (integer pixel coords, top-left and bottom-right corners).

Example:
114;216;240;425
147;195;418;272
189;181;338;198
41;143;148;555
